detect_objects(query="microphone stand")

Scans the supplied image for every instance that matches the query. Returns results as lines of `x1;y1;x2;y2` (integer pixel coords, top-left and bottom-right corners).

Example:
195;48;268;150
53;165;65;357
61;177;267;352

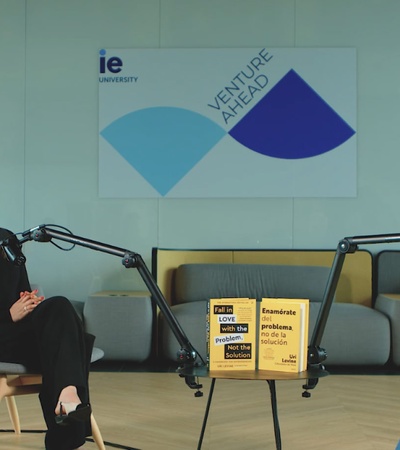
18;225;203;392
302;231;400;396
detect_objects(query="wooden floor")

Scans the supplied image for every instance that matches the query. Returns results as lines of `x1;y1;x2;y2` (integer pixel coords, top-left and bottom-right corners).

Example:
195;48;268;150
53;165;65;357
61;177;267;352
1;371;400;450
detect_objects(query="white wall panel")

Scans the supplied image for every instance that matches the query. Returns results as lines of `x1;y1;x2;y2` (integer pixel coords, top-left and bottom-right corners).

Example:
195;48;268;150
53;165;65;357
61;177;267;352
0;1;26;231
22;0;160;299
160;0;296;47
1;0;400;300
294;0;400;248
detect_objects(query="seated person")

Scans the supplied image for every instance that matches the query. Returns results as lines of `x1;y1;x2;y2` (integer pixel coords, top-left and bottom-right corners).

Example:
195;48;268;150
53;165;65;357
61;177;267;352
0;227;95;450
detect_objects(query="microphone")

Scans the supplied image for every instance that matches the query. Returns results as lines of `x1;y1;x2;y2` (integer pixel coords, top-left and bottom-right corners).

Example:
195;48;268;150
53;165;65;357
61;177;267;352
22;224;46;239
22;224;52;243
22;225;41;237
0;234;26;266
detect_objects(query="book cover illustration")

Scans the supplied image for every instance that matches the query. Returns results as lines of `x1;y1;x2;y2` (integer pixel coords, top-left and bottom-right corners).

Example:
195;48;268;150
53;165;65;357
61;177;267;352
258;298;309;373
207;298;257;371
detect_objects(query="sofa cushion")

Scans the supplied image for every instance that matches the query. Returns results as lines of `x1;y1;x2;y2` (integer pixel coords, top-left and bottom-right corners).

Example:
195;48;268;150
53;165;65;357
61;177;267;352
309;303;390;366
84;292;153;362
174;264;331;304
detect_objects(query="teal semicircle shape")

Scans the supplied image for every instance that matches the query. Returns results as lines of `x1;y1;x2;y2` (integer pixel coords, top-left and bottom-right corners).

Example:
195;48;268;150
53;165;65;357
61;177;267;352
100;107;227;195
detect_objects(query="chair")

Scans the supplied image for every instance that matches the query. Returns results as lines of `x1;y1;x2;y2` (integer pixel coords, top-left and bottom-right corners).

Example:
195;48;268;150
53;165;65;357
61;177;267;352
0;347;106;450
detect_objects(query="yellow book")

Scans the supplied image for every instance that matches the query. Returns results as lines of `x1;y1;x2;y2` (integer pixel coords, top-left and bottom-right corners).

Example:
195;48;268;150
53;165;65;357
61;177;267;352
258;298;309;373
207;298;257;371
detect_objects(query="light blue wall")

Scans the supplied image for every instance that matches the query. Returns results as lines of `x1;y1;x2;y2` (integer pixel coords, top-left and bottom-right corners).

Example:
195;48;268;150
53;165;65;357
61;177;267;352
1;0;399;301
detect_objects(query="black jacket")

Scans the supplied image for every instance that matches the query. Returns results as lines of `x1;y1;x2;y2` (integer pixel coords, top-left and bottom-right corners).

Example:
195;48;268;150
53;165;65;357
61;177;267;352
0;227;31;324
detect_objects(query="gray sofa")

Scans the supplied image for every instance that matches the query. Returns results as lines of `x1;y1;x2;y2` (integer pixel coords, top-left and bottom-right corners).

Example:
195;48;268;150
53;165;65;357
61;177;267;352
30;285;153;363
72;291;153;362
158;263;392;367
375;250;400;366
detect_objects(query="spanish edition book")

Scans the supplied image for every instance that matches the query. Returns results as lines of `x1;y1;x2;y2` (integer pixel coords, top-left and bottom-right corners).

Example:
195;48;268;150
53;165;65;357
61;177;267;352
258;298;309;373
207;298;257;371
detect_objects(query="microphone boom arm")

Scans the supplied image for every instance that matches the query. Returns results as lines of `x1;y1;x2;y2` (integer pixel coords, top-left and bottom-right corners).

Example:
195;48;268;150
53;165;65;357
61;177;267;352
22;225;202;390
310;231;400;359
303;232;400;396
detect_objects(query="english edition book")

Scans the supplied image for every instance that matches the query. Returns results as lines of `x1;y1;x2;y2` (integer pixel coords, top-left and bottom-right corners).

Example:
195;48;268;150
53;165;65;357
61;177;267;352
258;298;309;373
207;298;257;371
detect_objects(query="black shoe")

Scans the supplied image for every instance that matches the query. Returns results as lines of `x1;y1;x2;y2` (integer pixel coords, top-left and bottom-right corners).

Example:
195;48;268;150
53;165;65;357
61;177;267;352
55;402;91;426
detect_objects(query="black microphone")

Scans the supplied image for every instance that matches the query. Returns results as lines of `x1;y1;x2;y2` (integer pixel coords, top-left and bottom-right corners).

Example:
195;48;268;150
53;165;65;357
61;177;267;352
22;224;49;240
0;234;26;266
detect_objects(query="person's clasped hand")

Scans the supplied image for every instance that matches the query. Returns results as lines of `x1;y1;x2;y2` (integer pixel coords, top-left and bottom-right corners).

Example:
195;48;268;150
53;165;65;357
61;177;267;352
10;289;45;322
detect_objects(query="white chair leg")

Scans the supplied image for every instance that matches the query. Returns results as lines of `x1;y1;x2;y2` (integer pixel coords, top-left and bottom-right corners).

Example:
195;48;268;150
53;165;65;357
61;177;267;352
3;393;105;450
5;396;21;434
90;413;106;450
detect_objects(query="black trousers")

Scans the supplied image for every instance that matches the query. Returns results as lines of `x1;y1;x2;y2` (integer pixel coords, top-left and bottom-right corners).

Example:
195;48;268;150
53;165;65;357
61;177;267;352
0;297;93;450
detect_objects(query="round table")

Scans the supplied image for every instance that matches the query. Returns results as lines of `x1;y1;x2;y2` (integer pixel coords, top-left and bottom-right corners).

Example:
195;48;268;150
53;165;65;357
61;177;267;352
179;364;329;450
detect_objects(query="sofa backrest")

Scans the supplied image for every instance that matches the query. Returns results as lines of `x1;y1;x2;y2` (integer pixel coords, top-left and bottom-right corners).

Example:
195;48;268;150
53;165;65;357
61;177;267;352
153;248;373;307
376;250;400;294
173;263;331;304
